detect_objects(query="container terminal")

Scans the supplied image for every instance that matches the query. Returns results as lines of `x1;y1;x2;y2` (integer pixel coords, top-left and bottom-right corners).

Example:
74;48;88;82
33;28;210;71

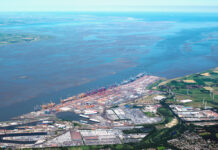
1;73;217;148
0;73;163;148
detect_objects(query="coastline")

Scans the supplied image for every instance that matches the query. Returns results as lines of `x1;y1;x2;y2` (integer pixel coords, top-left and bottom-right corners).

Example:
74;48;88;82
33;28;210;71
0;66;216;122
13;73;160;122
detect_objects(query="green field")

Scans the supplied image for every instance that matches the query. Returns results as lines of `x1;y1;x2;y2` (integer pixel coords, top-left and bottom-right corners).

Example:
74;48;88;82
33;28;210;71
144;111;156;117
157;68;218;108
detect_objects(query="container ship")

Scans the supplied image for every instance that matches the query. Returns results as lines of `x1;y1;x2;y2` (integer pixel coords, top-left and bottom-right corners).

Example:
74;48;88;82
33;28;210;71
89;118;100;123
56;72;146;106
60;96;76;103
121;72;145;85
79;114;90;119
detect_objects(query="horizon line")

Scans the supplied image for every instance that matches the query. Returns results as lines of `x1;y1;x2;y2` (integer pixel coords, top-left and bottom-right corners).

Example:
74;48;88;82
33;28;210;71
0;10;218;13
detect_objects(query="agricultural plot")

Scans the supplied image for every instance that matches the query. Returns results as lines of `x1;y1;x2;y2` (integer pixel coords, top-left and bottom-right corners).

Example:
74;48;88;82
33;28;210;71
157;68;218;108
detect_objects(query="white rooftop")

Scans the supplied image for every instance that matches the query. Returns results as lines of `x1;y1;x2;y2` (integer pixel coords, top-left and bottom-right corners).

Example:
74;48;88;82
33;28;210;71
153;95;166;101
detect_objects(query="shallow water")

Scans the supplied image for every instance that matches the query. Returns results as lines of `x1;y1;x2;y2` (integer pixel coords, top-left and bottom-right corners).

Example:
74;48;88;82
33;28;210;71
0;12;217;121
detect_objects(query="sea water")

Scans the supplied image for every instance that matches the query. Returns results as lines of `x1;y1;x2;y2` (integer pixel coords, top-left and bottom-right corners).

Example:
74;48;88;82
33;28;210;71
0;12;217;121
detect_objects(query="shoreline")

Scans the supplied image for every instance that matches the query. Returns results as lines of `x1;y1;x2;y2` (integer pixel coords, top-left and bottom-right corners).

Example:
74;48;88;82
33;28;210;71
0;66;216;122
13;73;161;122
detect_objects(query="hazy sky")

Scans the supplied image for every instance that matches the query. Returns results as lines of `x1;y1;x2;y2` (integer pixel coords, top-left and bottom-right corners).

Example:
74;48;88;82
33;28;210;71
1;0;218;12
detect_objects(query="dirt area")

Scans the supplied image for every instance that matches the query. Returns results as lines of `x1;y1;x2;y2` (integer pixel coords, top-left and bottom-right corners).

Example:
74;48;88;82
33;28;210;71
183;80;196;83
201;72;211;76
204;87;214;91
165;118;178;128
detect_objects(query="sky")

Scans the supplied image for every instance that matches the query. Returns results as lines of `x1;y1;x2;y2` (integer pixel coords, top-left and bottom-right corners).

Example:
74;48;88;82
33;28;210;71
0;0;218;12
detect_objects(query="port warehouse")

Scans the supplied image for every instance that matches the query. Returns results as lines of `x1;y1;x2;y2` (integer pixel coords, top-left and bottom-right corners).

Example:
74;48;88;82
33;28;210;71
170;105;218;122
